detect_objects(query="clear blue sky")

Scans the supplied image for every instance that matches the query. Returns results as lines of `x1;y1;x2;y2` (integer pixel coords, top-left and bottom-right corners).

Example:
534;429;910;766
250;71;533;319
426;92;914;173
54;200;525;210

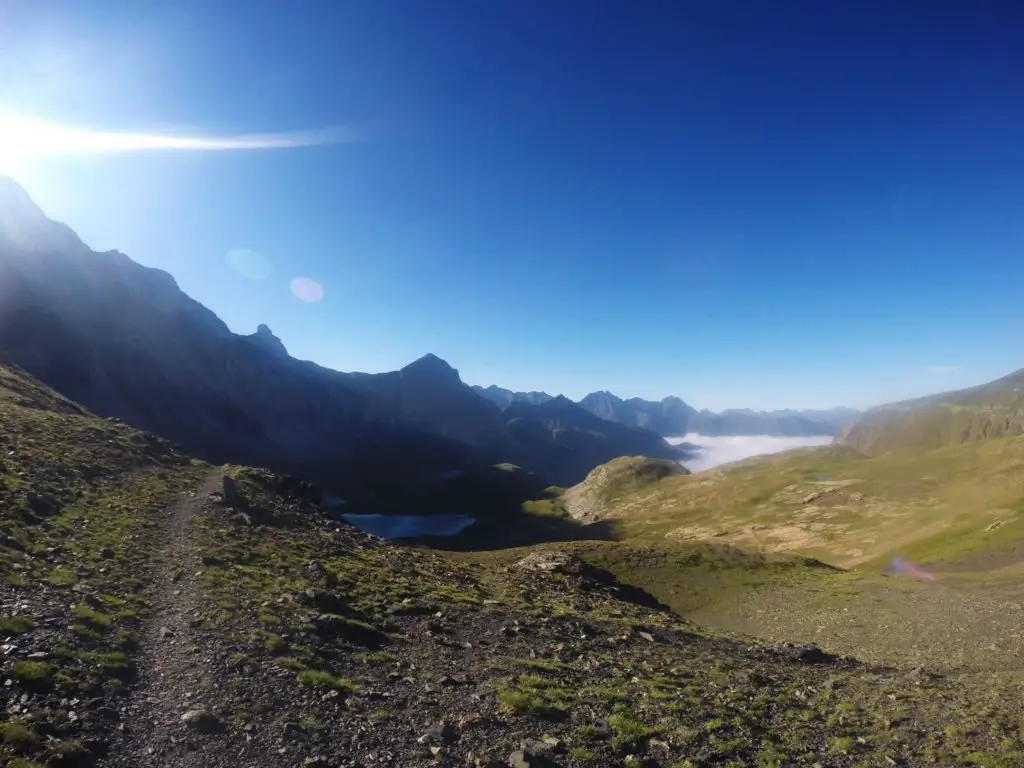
1;0;1022;410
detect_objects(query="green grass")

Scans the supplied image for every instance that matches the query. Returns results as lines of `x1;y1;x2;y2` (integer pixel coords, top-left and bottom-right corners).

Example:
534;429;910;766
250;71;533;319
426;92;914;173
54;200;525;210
0;721;38;746
47;566;78;586
498;689;548;717
73;604;113;629
607;708;655;752
0;616;34;635
521;498;569;517
10;660;57;682
296;669;359;692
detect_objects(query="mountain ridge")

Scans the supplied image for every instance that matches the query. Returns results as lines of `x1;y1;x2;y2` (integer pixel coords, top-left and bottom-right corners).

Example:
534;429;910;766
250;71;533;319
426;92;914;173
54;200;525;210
478;383;858;437
0;177;677;489
838;366;1024;455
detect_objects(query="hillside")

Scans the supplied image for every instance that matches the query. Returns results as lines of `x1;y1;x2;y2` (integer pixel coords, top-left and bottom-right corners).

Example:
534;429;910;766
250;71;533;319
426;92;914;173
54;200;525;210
558;436;1024;572
839;367;1024;455
547;427;1024;687
0;176;667;489
6;362;1024;767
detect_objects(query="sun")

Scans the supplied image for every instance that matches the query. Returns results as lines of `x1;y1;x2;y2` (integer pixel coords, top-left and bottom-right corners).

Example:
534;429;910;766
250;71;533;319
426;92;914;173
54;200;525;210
0;113;76;176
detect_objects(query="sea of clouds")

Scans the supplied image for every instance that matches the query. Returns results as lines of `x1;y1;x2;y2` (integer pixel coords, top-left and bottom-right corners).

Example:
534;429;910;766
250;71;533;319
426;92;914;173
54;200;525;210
666;433;834;472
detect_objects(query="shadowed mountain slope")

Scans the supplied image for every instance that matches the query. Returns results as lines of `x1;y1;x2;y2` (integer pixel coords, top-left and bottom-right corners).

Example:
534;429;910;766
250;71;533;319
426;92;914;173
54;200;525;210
0;177;672;488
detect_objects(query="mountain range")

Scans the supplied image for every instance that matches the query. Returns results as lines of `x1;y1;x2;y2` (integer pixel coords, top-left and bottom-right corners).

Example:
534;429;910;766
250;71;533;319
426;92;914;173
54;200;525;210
475;385;858;437
0;176;863;495
0;177;682;489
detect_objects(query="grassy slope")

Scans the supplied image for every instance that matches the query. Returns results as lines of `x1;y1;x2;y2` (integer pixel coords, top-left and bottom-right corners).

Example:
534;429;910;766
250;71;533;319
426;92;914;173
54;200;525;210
839;368;1024;456
543;433;1024;684
198;496;1024;767
0;364;206;768
565;438;1024;572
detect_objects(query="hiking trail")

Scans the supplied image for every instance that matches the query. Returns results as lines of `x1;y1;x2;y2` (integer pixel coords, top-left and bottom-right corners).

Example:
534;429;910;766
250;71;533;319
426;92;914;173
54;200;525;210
97;470;237;768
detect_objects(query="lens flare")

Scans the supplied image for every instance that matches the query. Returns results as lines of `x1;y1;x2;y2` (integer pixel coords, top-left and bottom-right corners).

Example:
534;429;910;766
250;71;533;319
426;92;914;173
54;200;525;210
891;556;936;582
290;277;325;303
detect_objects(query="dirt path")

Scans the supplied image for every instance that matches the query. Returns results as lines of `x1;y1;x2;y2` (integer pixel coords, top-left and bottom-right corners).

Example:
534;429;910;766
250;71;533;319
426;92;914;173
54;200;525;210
98;470;236;768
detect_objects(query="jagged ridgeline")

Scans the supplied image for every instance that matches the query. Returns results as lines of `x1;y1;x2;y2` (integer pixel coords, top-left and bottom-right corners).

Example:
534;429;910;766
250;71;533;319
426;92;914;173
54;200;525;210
0;177;686;496
475;385;859;438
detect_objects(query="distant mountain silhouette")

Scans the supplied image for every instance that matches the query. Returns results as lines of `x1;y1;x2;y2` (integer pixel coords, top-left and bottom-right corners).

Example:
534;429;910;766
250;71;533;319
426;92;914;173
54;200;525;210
476;381;858;437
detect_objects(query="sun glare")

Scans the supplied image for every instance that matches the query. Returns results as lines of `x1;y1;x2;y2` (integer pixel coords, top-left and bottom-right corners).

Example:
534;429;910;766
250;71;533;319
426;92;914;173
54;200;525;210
0;112;366;175
0;115;71;174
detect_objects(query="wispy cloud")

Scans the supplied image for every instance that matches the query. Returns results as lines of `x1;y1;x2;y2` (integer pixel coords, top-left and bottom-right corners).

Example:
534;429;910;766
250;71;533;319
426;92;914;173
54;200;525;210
924;365;959;374
0;113;371;160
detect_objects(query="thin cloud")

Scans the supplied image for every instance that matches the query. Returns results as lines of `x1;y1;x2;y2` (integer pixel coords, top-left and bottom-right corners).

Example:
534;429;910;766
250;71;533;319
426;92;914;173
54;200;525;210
924;365;959;374
0;113;372;158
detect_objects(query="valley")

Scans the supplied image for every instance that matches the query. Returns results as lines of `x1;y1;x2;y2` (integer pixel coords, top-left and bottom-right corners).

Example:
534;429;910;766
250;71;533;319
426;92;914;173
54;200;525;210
5;178;1024;766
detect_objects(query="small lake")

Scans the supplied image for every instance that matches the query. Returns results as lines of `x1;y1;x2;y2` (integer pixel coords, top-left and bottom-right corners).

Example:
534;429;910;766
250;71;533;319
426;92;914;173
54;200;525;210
342;513;476;539
667;433;835;472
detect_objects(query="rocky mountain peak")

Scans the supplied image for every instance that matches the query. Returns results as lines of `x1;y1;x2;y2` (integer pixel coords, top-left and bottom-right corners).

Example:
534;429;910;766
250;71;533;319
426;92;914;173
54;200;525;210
587;390;622;402
248;324;289;357
400;353;461;384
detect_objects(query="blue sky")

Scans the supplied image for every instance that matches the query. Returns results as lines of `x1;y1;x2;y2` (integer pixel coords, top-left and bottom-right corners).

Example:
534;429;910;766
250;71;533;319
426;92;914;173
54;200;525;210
1;1;1022;410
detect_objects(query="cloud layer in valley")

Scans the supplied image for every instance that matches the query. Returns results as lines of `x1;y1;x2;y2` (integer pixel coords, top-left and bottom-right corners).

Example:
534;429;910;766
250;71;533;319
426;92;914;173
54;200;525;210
668;434;834;472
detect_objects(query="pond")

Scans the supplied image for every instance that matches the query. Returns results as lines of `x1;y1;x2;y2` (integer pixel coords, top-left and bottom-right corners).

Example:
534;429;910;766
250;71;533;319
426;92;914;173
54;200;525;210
341;513;476;539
